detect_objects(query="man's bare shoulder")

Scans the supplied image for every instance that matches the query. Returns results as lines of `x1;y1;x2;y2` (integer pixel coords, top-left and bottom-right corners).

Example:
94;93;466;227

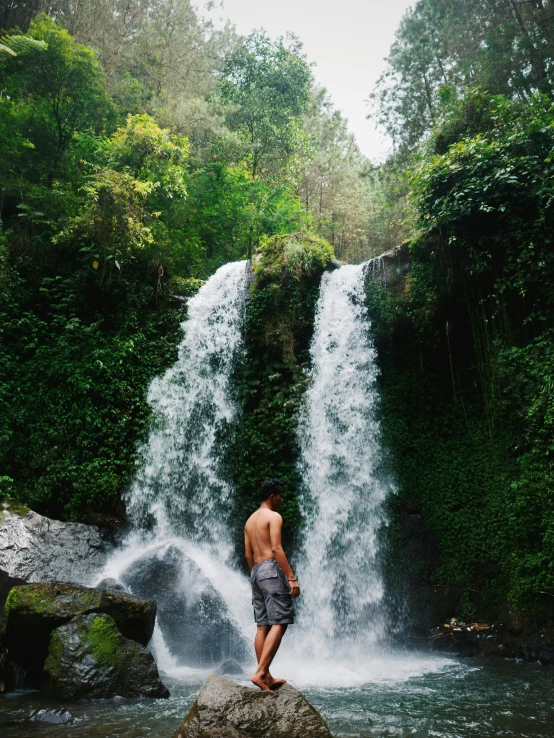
245;508;281;525
245;510;259;528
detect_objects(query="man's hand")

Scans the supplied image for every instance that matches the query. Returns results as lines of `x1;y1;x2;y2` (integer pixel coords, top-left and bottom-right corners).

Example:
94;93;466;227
288;579;300;598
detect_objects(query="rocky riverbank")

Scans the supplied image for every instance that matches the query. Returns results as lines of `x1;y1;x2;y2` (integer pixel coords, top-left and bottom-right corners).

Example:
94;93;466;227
0;581;168;698
427;617;554;664
0;497;168;699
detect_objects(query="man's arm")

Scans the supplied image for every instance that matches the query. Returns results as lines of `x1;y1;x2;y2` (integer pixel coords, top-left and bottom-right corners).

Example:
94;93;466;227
244;526;255;571
269;513;300;598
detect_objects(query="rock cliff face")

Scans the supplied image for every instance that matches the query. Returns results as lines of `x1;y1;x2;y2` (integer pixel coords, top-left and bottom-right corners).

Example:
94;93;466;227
171;674;332;738
0;498;109;612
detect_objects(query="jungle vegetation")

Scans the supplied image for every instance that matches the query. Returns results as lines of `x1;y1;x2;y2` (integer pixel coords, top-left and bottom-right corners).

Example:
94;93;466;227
368;0;554;625
1;0;554;626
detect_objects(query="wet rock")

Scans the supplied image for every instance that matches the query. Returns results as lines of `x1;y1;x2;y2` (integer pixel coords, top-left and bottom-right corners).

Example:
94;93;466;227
97;578;128;594
0;646;26;692
171;674;331;738
427;617;554;664
0;498;109;613
30;708;75;724
44;613;169;701
216;658;245;675
428;619;500;657
121;545;248;666
1;582;156;685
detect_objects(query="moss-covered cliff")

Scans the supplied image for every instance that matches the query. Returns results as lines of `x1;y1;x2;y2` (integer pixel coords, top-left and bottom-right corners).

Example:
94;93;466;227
229;233;334;554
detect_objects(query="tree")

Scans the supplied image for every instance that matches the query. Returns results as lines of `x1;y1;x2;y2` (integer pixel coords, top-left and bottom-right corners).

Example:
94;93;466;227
1;14;112;176
370;0;554;152
220;31;312;180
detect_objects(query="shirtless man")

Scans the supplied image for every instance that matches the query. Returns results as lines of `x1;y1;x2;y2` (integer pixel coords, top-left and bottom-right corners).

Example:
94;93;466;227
244;479;301;692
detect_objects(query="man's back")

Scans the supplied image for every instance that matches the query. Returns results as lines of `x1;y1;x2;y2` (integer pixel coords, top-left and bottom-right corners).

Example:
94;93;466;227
245;508;279;563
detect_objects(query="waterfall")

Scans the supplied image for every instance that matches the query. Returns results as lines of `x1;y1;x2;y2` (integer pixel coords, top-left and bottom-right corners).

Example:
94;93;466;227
293;262;393;658
125;260;249;548
99;256;445;686
98;261;254;669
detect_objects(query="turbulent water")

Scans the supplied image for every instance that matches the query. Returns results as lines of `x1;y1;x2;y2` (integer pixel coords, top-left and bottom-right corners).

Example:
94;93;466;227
124;260;249;547
292;263;393;659
3;658;554;738
97;260;254;667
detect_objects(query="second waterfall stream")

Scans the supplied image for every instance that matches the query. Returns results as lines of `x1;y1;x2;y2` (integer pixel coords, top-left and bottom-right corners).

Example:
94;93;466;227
98;258;446;686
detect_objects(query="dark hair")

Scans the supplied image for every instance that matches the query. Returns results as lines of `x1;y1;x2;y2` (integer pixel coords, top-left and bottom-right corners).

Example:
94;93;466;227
259;478;284;502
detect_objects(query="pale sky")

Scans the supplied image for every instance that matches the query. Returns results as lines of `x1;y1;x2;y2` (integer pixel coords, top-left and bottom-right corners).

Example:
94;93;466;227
208;0;414;161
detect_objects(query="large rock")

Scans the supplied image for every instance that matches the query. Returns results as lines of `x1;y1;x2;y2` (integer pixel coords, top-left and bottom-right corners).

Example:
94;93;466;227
171;675;332;738
1;582;156;684
44;613;169;700
121;545;248;666
0;498;110;612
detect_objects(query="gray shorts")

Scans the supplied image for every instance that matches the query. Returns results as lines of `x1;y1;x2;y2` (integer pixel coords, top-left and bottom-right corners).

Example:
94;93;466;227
251;559;295;627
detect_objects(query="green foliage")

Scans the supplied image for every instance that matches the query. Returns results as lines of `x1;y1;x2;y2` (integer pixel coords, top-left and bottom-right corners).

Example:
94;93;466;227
370;91;554;624
371;0;554;153
220;31;312;180
1;15;113;170
0;35;46;55
179;162;310;275
230;233;334;556
0;16;321;523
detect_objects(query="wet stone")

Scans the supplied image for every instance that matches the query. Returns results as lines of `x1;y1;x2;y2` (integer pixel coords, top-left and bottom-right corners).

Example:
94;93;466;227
44;612;169;701
171;674;332;738
30;708;75;724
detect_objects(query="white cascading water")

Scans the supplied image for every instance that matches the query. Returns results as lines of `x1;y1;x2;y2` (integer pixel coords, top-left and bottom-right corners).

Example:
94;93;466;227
272;261;421;686
294;262;392;653
98;257;453;686
97;261;255;670
125;260;248;545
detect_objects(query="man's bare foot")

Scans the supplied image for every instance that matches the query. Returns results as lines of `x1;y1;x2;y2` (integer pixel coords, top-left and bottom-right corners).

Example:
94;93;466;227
267;675;286;690
251;673;271;691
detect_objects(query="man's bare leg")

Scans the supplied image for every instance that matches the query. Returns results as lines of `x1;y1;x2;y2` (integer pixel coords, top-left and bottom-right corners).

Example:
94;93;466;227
254;626;286;690
251;624;287;691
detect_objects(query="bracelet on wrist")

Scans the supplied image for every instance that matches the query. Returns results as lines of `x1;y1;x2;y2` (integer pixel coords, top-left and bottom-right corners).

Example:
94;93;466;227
288;577;297;581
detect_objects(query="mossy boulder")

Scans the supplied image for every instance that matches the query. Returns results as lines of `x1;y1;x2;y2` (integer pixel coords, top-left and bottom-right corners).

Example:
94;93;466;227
253;232;334;283
0;501;109;614
171;675;331;738
1;582;156;685
44;613;169;700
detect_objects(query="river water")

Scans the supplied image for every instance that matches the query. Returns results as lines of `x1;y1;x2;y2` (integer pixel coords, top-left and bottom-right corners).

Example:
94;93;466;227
2;261;553;736
1;655;554;737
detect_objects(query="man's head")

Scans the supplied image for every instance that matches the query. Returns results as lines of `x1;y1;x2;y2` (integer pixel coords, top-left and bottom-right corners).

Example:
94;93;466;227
259;478;284;510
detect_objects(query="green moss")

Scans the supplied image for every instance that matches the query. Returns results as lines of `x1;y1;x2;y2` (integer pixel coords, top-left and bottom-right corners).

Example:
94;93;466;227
254;232;334;282
229;232;334;554
0;495;31;518
2;583;100;621
44;630;64;678
168;276;204;297
86;615;124;668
